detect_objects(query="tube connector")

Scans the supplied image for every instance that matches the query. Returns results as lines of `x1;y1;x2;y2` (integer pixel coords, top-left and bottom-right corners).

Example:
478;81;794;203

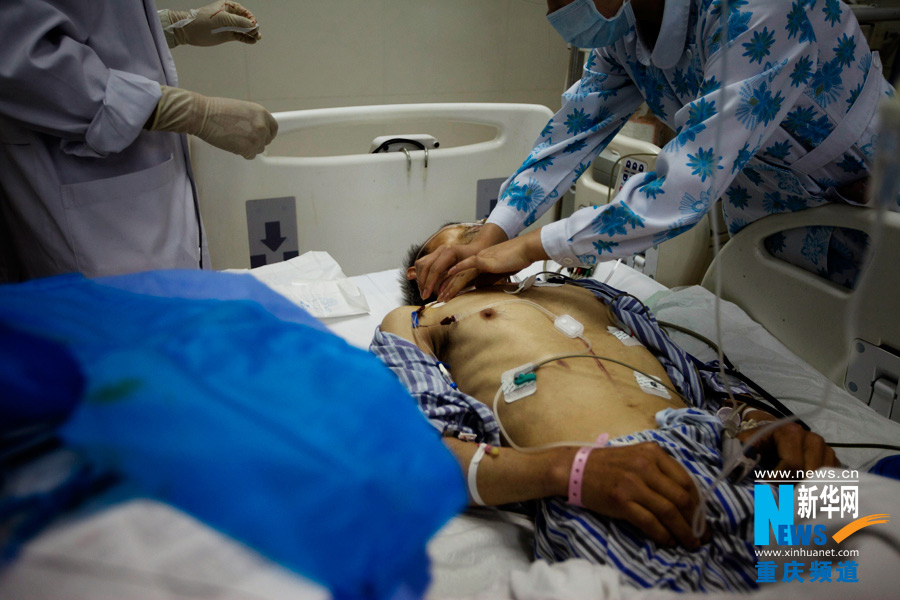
554;315;584;338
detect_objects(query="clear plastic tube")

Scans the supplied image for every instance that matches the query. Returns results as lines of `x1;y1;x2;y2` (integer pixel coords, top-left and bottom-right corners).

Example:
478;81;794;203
491;353;687;453
689;3;900;539
602;259;622;284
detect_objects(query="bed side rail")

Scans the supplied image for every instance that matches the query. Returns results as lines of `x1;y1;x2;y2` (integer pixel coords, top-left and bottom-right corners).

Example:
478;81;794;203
701;205;900;390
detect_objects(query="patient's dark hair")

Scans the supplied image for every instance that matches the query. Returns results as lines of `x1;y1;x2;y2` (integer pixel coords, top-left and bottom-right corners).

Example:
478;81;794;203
399;221;459;306
400;241;428;306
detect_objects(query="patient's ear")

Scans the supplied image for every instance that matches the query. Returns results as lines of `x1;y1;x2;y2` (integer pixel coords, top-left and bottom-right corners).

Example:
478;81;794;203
405;266;416;280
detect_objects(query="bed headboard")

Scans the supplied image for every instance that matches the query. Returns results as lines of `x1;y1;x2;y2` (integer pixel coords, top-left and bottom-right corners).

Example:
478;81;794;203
190;103;553;276
701;204;900;394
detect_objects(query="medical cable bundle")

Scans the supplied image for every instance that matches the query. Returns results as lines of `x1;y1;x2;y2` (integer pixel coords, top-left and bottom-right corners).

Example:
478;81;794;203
689;0;900;539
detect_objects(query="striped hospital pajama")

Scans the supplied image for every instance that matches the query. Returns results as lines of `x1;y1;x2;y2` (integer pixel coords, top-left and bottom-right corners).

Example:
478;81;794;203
534;408;758;592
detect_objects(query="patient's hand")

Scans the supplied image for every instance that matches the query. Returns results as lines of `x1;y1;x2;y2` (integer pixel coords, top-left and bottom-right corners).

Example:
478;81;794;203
738;420;839;476
578;442;704;550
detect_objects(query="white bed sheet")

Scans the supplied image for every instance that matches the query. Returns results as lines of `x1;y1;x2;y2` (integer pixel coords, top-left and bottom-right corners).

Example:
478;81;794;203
0;497;329;600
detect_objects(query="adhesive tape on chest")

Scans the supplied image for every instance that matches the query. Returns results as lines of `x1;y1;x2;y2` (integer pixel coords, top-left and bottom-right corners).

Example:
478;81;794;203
634;371;671;399
608;326;642;347
504;274;539;294
500;364;537;403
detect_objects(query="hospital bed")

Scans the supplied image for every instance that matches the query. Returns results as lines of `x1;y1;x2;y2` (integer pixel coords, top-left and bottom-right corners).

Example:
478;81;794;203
4;104;900;599
5;252;899;600
340;209;900;600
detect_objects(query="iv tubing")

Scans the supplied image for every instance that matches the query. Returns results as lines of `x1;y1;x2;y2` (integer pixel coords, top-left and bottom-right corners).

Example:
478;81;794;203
491;353;687;454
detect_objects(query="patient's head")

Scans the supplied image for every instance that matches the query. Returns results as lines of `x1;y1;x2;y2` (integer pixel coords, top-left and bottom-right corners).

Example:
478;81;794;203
400;222;484;306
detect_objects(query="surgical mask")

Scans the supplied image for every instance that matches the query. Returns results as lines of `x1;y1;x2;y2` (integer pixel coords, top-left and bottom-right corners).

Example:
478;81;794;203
547;0;634;48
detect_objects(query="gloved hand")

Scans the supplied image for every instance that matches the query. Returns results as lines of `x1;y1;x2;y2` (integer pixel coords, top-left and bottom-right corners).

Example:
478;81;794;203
165;1;262;47
149;86;278;159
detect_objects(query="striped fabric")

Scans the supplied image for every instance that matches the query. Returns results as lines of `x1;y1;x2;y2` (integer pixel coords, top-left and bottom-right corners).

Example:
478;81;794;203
370;278;759;591
370;326;502;446
534;409;757;591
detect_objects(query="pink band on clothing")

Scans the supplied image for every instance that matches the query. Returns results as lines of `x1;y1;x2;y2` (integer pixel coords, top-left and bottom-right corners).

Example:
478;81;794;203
567;433;609;508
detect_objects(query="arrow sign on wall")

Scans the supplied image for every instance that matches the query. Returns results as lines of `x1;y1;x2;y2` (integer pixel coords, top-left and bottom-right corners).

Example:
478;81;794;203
262;222;287;252
246;197;299;268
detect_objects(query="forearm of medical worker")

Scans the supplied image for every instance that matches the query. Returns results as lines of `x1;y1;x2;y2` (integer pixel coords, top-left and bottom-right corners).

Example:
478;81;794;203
147;86;278;159
159;1;262;48
0;2;162;158
418;49;643;300
525;14;816;271
487;48;644;243
444;436;704;549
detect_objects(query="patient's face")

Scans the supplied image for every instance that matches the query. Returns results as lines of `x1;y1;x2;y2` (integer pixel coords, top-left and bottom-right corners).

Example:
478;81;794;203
421;223;483;255
406;223;484;282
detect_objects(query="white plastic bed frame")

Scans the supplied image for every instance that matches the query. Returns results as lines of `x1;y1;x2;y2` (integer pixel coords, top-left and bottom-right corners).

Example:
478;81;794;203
702;204;900;396
190;103;554;276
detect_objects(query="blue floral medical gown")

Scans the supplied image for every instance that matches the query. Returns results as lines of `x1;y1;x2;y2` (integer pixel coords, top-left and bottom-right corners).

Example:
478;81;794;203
489;0;897;287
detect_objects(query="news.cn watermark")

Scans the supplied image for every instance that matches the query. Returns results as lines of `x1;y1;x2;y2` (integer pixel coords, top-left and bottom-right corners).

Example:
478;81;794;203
754;468;890;584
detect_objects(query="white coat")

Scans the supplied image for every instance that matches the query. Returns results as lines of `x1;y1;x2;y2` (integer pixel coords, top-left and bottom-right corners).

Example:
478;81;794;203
0;0;209;281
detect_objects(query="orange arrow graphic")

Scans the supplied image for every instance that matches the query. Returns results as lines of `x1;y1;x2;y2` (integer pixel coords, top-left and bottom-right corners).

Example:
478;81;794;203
833;514;891;544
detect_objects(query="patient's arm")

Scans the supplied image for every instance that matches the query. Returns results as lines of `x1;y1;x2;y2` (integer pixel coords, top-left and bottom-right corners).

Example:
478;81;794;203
444;437;703;550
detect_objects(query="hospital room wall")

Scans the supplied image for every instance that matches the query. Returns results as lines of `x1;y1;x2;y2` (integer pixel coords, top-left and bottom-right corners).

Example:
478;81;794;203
155;0;570;113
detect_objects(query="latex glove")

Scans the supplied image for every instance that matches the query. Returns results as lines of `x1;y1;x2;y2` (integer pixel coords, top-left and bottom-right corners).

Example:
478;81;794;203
437;228;549;302
166;1;261;47
149;86;278;159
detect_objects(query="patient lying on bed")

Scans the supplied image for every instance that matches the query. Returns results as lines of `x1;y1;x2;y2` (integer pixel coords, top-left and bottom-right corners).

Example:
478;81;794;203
370;225;838;592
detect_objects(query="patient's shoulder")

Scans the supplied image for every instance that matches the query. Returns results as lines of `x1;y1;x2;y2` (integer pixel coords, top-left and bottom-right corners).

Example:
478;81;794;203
380;305;418;343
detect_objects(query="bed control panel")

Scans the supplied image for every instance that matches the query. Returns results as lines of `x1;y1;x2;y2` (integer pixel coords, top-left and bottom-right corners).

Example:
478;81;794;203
615;156;651;194
845;339;900;422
